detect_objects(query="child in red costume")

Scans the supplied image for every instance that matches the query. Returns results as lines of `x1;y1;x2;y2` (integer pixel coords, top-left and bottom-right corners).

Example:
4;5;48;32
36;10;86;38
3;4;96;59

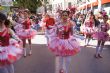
0;13;22;73
43;14;55;44
48;11;80;73
16;10;36;57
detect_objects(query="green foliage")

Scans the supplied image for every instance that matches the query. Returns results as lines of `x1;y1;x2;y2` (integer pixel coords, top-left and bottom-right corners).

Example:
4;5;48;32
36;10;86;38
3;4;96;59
14;0;42;12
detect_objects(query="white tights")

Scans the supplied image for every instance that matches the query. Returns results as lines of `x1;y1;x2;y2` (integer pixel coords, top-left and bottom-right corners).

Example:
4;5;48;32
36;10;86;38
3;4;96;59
0;64;14;73
55;56;71;73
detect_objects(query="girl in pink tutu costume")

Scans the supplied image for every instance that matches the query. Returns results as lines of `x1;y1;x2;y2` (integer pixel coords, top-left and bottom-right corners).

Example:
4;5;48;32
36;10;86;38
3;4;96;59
0;13;22;73
17;10;36;57
84;13;95;46
43;14;55;44
48;10;80;73
93;15;110;58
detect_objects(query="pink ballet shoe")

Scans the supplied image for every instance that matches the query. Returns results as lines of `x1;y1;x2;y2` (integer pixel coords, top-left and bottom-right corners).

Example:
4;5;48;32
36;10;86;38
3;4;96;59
23;53;27;58
98;54;103;58
59;69;64;73
28;50;32;56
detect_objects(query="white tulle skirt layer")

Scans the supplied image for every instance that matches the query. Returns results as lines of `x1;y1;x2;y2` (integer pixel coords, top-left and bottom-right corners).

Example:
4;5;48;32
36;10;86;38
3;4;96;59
48;36;81;56
0;39;23;67
16;29;36;39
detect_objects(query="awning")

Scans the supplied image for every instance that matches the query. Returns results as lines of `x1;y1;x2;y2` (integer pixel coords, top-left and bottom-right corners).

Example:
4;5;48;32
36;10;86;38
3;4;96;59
78;0;110;10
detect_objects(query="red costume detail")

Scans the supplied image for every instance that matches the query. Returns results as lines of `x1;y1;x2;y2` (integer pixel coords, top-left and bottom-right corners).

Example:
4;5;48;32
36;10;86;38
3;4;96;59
58;25;71;39
44;18;55;29
23;18;31;29
85;20;94;27
0;28;10;46
101;23;108;32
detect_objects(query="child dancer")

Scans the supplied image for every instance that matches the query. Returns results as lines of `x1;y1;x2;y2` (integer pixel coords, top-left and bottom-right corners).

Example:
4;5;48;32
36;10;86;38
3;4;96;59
48;10;80;73
15;10;36;57
84;12;95;46
93;14;110;58
0;13;22;73
43;14;55;44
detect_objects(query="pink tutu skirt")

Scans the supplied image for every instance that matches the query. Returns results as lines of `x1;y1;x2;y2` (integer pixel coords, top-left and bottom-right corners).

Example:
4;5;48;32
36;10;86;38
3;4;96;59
16;29;36;39
0;39;23;67
48;36;80;56
84;27;95;35
92;31;109;41
9;38;23;48
45;27;56;38
14;24;23;33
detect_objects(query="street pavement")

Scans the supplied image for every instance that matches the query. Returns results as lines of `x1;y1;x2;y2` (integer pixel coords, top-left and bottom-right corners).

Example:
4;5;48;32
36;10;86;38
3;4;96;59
1;34;110;73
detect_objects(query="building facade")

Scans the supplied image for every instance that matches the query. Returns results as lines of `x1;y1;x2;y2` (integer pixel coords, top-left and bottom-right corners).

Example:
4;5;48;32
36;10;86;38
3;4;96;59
77;0;110;15
47;0;110;16
47;0;77;12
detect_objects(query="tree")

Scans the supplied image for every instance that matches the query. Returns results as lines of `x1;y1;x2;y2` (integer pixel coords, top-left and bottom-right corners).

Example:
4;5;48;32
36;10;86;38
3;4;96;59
14;0;42;12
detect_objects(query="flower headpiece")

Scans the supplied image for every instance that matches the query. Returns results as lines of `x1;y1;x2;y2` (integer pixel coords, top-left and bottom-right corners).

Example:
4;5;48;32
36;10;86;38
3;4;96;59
100;10;107;17
69;6;77;14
